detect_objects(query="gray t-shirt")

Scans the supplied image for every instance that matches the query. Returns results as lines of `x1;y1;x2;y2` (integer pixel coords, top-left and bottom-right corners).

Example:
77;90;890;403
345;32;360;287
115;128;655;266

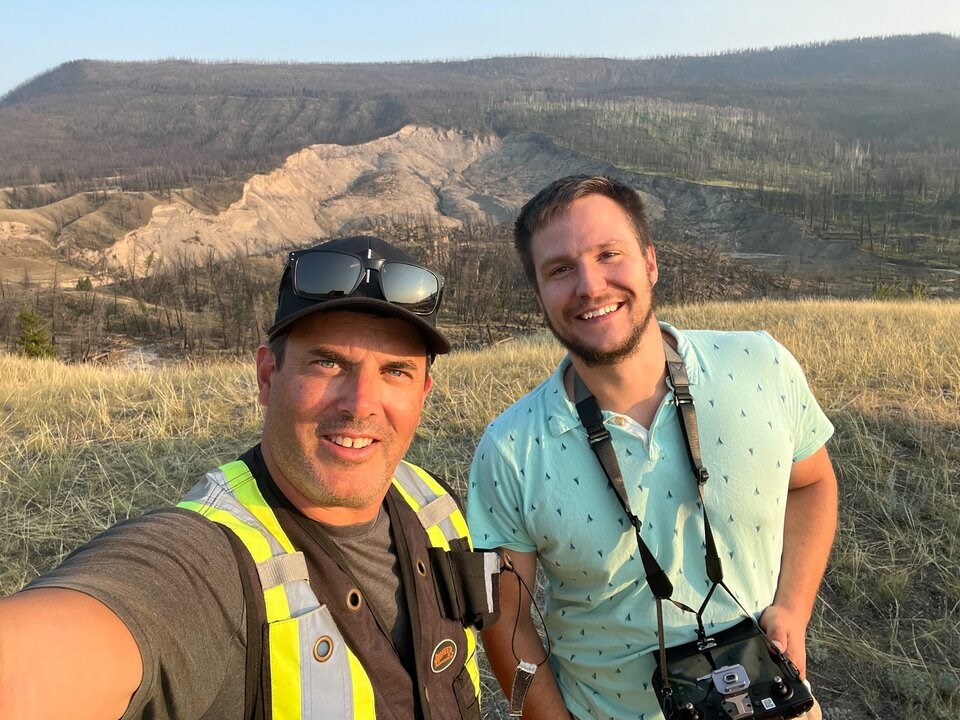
28;508;248;720
317;508;413;663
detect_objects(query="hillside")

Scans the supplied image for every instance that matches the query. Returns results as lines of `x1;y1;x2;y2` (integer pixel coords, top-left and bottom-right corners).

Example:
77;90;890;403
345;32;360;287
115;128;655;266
0;125;861;283
3;119;954;363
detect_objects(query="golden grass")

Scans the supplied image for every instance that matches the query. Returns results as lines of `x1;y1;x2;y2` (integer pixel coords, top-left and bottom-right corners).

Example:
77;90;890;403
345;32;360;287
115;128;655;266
2;298;958;718
427;300;960;718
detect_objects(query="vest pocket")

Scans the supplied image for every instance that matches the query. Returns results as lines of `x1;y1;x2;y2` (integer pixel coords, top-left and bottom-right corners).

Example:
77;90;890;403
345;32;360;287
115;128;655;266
452;663;481;720
428;546;501;629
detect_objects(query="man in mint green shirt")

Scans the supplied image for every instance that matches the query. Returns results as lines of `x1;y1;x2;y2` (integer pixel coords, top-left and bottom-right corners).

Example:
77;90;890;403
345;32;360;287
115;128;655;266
467;175;837;720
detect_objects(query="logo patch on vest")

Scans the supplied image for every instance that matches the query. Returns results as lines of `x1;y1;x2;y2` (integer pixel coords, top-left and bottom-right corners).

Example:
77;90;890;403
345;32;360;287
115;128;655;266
431;639;458;673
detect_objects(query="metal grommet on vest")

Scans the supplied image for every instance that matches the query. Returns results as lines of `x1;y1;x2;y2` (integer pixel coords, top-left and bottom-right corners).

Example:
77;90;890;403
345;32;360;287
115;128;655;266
346;588;363;612
313;635;334;663
417;558;427;576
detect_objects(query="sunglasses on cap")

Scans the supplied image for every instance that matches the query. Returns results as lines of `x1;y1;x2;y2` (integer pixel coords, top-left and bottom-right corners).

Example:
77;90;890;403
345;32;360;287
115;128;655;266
287;248;444;316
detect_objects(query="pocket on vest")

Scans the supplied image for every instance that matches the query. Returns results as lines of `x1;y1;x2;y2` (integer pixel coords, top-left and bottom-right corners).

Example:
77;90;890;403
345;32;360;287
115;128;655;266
452;663;481;720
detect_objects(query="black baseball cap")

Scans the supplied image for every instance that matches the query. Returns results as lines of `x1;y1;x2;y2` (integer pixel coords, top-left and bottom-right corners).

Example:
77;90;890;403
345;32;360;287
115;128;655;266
268;236;451;355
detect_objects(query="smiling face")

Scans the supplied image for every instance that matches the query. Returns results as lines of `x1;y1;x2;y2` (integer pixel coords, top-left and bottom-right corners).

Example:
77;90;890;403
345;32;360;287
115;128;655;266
256;310;432;525
531;193;659;367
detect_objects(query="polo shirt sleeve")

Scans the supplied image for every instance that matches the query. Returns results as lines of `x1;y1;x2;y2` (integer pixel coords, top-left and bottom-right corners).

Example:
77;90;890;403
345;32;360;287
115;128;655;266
466;425;537;553
768;333;834;461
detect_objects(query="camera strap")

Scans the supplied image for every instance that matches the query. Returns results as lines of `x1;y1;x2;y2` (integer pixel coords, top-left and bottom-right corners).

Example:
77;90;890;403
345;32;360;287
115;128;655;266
572;339;754;695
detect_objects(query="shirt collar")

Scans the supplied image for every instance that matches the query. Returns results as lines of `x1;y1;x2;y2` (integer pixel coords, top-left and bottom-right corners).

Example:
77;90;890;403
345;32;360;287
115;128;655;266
543;322;700;438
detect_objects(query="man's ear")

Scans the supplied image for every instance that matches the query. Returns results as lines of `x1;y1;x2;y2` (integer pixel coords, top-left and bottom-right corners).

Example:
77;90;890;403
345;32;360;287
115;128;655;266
646;244;659;286
255;345;276;406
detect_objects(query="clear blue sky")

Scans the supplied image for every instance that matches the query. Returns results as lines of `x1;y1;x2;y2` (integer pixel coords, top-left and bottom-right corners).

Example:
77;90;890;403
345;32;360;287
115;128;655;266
3;0;960;97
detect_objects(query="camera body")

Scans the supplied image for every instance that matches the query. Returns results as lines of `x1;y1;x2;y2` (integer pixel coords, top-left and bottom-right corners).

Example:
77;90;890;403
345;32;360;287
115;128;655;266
652;618;813;720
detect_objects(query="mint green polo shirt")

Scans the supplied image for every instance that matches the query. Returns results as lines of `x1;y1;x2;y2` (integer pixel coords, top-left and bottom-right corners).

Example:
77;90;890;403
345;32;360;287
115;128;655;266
467;324;834;720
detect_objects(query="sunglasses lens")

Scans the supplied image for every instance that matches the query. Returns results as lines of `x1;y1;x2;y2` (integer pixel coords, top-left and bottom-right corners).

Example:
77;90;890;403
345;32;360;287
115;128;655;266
293;252;363;297
380;263;441;314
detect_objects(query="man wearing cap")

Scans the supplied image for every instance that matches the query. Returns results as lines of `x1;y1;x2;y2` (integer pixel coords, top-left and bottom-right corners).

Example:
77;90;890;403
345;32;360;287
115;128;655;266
0;236;497;720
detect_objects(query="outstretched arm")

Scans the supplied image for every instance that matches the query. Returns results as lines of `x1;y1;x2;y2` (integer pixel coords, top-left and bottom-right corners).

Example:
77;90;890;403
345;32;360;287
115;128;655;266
0;588;142;720
760;445;838;678
481;550;574;720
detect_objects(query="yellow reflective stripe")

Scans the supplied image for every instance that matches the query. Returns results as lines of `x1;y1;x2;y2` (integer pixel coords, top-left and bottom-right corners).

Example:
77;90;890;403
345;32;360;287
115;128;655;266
401;462;446;500
390;478;453;549
179;501;293;621
269;619;303;720
263;585;293;625
451;511;470;543
393;463;473;545
177;502;274;563
406;464;472;542
464;627;480;695
391;476;421;509
219;461;297;555
425;525;451;550
347;647;376;718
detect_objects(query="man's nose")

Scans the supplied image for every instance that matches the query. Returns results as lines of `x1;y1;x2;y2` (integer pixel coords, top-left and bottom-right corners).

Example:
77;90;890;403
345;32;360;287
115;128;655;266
576;261;606;297
337;367;381;419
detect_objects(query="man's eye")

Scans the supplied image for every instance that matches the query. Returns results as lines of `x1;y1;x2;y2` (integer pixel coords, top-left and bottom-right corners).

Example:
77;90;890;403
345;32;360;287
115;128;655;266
317;359;337;369
549;265;570;277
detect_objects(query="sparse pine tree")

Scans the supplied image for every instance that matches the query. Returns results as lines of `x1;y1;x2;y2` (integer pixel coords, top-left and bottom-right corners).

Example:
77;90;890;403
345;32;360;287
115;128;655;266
16;308;56;359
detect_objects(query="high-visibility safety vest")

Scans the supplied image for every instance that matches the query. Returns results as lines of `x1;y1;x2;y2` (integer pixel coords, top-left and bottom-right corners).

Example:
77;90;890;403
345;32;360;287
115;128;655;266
178;459;481;720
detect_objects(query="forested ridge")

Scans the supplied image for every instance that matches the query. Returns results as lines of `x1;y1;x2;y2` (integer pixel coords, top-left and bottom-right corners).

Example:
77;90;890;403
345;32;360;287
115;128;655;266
2;34;959;189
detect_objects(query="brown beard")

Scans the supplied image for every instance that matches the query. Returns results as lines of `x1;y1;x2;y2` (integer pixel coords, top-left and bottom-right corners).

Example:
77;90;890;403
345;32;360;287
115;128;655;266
543;289;656;367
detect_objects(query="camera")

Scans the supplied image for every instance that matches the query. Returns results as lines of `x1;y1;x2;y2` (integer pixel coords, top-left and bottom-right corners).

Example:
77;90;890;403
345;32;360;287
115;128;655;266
652;618;814;720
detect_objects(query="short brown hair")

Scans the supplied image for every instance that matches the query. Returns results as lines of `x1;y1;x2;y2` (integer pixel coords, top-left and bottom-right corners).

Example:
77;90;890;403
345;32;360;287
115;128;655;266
513;175;651;288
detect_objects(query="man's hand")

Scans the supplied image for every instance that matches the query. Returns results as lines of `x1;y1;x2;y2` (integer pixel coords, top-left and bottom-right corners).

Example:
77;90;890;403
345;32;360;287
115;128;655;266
759;603;808;678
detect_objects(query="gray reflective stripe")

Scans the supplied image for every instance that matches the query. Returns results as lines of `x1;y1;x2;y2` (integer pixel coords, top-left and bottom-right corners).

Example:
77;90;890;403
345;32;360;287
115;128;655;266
394;462;462;544
296;605;355;719
286;582;322;618
258;552;309;590
393;463;433;505
182;467;321;617
483;551;500;613
416;494;459;531
183;470;291;559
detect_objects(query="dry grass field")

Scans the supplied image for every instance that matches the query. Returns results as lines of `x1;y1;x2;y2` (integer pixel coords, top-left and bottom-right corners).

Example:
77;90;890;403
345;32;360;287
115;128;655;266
2;298;958;719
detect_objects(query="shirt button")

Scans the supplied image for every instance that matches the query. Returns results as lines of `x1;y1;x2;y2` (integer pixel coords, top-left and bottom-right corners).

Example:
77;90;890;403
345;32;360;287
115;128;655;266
612;416;626;426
